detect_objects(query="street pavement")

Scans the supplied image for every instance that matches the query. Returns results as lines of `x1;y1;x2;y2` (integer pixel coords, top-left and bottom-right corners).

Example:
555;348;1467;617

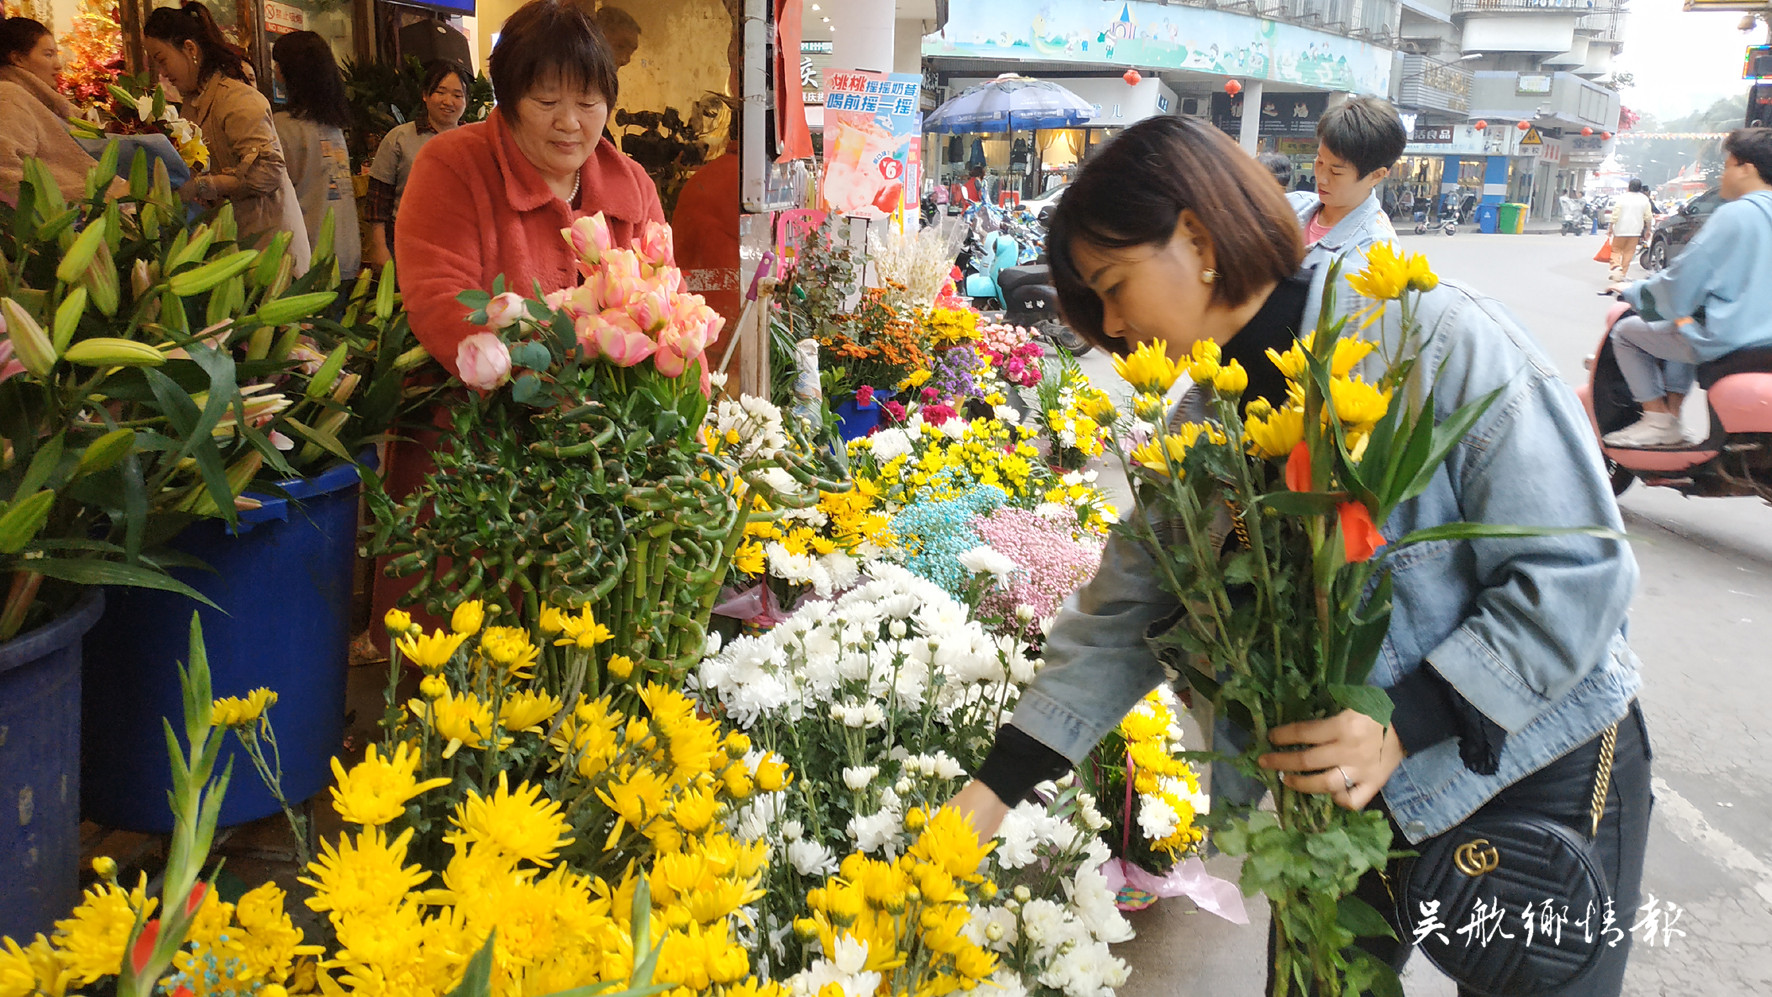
1069;232;1772;995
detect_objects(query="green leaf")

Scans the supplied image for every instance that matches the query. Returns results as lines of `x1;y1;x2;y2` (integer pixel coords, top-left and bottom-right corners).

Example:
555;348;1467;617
1396;387;1506;505
26;557;219;609
0;489;56;554
511;374;546;407
1257;490;1344;516
444;931;497;997
1339;572;1393;687
509;341;552;371
1336;894;1398;941
284;417;353;463
19;432;66;497
1390;522;1624;547
1328;683;1394;728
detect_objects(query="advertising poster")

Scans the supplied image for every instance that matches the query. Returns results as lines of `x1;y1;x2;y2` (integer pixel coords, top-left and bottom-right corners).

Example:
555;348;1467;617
821;70;922;220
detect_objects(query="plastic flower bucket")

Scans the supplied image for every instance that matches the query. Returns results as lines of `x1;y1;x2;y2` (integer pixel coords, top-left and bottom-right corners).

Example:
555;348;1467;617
81;459;368;833
0;590;104;941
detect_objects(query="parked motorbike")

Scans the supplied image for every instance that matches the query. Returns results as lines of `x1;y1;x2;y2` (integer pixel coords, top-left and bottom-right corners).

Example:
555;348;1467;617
996;264;1091;356
1577;301;1772;500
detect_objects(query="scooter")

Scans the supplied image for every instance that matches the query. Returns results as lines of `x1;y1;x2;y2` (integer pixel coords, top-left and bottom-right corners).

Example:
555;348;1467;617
1577;301;1772;500
994;264;1092;356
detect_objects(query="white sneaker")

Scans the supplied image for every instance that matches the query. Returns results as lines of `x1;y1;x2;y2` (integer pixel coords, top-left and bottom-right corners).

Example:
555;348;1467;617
1602;412;1686;448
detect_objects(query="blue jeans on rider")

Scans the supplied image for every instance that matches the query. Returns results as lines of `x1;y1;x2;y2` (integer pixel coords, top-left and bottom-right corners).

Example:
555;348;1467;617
1611;315;1698;402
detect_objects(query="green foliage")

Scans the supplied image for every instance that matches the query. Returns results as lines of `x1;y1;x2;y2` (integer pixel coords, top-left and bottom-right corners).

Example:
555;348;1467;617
341;55;494;171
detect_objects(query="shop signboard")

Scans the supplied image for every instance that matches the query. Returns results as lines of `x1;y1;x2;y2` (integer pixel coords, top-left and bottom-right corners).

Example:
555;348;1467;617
820;70;922;220
801;40;831;106
925;0;1393;97
1515;74;1553;96
1411;125;1455;144
264;0;307;35
1210;91;1328;137
1403;123;1517;157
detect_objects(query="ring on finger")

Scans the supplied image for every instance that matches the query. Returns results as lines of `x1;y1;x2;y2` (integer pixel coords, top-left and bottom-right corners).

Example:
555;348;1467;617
1336;766;1356;791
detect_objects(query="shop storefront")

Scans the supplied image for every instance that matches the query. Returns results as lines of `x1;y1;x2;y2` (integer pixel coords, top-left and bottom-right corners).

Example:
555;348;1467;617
1211;90;1328;187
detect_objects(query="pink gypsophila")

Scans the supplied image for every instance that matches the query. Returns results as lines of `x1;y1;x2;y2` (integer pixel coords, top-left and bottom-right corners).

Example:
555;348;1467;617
972;506;1105;628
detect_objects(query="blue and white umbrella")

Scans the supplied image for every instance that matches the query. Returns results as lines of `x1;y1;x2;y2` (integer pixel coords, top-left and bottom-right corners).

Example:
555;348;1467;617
925;74;1096;134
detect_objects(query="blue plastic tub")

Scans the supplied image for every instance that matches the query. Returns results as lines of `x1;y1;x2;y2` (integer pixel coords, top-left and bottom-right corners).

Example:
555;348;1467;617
0;589;104;941
82;460;366;833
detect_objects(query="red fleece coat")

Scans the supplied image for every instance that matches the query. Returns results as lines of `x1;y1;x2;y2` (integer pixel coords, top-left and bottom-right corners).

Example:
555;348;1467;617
394;107;664;376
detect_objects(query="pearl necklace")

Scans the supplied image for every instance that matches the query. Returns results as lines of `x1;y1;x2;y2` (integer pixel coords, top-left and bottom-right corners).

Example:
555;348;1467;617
567;172;581;205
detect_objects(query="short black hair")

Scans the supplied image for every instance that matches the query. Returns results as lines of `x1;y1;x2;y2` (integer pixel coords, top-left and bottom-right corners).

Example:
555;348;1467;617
1627;178;1644;193
1724;128;1772;185
1256;152;1292;188
489;0;619;117
271;31;350;130
0;16;50;67
421;59;472;98
1048;116;1304;355
1316;96;1407;178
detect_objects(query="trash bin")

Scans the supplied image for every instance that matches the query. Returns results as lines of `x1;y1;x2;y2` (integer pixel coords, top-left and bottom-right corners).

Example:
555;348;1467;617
1499;202;1527;234
82;459;368;833
1475;204;1500;234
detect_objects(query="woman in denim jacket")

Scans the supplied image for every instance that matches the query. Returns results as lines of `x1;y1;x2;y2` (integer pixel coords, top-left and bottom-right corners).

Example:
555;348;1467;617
949;116;1653;995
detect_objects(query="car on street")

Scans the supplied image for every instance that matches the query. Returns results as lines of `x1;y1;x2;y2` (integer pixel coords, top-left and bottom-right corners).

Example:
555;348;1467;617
1025;182;1070;227
1639;184;1724;271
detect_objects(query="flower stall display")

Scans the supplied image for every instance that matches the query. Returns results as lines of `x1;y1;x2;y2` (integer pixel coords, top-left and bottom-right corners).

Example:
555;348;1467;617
374;214;842;695
70;75;209;188
696;565;1138;996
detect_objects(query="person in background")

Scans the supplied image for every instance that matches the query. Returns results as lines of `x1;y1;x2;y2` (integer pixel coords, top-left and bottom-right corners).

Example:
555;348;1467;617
143;2;310;273
377;0;664;647
1601;129;1772;448
364;60;469;269
961;164;985;207
270;30;361;284
947;115;1651;996
1255;151;1291;190
0;16;123;203
1288;95;1405;273
1607;178;1653;283
592;4;641;68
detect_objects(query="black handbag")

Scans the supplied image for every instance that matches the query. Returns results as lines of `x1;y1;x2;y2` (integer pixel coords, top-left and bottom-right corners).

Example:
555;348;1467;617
1396;724;1619;997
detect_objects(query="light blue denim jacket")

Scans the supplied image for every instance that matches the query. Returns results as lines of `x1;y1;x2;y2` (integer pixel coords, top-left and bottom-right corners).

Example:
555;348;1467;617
1619;190;1772;361
1289;189;1398;275
1010;265;1643;844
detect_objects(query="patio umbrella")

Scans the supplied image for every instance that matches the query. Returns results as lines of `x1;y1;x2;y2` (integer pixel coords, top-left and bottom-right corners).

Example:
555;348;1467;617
925;74;1096;134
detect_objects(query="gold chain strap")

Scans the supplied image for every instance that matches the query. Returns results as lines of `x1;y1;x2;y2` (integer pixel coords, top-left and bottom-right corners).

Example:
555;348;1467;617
1588;723;1619;839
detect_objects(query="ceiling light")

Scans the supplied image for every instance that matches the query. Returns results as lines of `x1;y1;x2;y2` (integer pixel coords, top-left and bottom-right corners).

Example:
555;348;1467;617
811;3;821;9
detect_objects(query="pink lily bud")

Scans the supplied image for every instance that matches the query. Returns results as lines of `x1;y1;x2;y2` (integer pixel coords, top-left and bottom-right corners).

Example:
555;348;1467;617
484;291;527;329
456;332;513;390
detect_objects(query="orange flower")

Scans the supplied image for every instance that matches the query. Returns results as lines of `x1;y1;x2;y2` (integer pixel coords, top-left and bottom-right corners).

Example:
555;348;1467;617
1285;441;1313;493
1338;502;1386;562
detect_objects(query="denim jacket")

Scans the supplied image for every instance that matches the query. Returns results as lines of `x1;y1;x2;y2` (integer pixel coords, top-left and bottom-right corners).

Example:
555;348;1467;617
1289;189;1398;274
1009;265;1642;844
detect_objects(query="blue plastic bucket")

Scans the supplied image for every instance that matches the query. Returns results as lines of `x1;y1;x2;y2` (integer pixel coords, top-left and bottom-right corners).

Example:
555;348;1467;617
0;589;104;941
81;460;366;833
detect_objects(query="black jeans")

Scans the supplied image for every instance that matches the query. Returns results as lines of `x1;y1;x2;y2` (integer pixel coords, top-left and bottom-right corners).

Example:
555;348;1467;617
1267;701;1654;996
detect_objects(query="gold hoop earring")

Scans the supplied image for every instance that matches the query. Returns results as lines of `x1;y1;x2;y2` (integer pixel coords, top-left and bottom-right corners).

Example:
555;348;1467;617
1200;269;1219;284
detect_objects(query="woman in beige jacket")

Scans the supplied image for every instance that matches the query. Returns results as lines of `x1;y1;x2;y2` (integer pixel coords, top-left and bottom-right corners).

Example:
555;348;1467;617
0;17;119;204
143;2;309;274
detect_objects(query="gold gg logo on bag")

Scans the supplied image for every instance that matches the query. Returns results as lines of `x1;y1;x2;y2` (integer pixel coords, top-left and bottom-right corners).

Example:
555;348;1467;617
1453;838;1501;876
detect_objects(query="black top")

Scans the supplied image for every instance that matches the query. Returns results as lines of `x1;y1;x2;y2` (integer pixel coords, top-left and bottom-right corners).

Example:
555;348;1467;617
975;269;1503;806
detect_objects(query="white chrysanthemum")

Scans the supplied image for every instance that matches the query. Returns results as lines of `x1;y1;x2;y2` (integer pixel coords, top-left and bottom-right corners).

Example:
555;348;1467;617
842;765;879;791
1137;794;1181;841
867;427;914;463
846;809;902;854
1068;864;1135;943
787;838;839;877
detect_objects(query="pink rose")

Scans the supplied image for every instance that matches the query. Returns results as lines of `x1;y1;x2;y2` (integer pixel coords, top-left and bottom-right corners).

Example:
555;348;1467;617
456;332;513;390
564;213;615;264
653;344;687;378
638;221;675;268
590;311;657;368
633;287;672;333
484;291;527;329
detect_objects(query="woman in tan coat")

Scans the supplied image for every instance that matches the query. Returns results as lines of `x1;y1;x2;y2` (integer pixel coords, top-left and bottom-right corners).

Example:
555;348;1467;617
0;17;118;204
143;2;309;273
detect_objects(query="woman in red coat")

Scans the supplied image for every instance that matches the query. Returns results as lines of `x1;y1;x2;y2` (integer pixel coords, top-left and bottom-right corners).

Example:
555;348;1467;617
395;0;662;375
376;0;662;645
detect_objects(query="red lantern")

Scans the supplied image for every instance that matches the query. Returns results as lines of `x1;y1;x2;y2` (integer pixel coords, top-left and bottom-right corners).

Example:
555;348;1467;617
1602;131;1613;140
1123;69;1142;86
1581;126;1594;137
1516;120;1530;131
1224;79;1242;96
1474;120;1488;130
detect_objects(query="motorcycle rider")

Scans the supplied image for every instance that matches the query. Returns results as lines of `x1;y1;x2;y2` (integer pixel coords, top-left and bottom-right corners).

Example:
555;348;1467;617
1601;128;1772;447
1288;95;1407;273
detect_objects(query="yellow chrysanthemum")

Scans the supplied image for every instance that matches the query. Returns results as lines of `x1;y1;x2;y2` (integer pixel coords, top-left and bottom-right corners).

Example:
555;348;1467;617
607;654;636;681
1112;340;1182;395
1346;242;1411;302
445;772;574;867
1328;336;1376;378
479;625;540;678
211;688;278;728
1405;251;1439;292
53;880;153;984
396;627;468;673
409;690;504;756
1076;388;1119;424
450;599;485;636
0;935;63;997
382;608;413;634
1212;359;1249;396
1131;422;1226;476
329;742;452;826
499;689;563;732
300;826;430;924
908;807;996;882
552;605;613;650
733;541;767;577
1265;342;1308;381
1327;377;1392;428
539;604;570;634
1245;404;1307;459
